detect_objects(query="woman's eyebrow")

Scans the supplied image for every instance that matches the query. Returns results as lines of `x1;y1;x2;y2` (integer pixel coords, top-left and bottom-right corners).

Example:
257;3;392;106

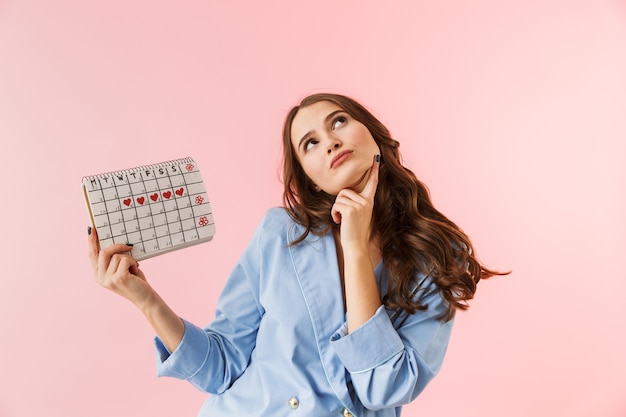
297;110;345;150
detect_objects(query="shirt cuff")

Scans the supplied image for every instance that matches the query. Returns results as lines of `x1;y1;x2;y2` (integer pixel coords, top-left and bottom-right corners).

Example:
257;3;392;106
154;319;210;380
329;305;404;373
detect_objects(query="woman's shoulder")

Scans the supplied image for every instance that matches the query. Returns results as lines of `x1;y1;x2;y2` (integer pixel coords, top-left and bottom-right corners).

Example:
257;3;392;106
258;207;319;244
257;207;330;246
255;207;297;237
261;206;291;225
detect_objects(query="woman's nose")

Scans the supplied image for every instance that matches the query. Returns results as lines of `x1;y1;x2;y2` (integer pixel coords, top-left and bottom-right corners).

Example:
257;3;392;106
326;138;341;154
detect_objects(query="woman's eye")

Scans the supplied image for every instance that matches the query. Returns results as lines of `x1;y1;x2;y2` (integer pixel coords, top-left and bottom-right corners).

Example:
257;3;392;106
332;116;347;130
304;139;318;151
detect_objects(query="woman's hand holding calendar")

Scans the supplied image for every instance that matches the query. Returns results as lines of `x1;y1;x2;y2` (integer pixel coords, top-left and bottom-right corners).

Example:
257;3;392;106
87;228;185;352
88;227;151;306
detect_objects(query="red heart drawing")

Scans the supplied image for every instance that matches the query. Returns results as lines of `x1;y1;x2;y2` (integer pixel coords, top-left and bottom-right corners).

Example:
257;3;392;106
162;191;172;199
137;197;145;205
150;193;159;201
175;187;184;196
123;198;132;206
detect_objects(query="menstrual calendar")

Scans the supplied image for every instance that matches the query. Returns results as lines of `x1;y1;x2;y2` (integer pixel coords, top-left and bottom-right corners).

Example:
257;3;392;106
82;157;215;261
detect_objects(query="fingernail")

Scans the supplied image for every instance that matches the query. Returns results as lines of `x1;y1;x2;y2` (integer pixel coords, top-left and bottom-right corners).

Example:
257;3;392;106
126;243;134;247
87;226;92;235
375;154;381;163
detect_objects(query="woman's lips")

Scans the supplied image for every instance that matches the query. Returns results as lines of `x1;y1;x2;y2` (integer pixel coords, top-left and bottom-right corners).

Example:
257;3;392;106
331;151;353;168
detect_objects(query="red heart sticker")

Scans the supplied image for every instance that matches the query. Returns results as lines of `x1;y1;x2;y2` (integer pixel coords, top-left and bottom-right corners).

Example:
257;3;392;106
123;198;132;207
162;191;172;199
150;193;159;201
137;197;145;205
175;187;184;196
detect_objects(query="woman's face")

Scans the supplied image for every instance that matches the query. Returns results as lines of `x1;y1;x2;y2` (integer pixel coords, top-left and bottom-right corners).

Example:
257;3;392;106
290;100;380;196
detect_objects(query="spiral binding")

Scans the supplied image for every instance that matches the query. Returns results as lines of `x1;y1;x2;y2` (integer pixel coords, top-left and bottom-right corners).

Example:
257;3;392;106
83;157;195;182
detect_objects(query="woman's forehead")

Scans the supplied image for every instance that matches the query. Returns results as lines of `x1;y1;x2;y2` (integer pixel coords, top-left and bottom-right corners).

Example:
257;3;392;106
290;101;344;139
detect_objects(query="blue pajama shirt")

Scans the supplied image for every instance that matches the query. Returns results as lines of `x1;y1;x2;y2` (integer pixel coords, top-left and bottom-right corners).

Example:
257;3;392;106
155;208;453;416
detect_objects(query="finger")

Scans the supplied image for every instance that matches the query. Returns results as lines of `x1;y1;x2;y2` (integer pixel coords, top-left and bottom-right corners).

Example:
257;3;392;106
331;204;342;224
336;188;363;203
87;226;100;271
331;196;361;224
332;189;367;222
116;255;139;276
105;253;124;278
331;197;353;224
104;253;137;285
360;154;380;201
129;262;142;278
100;243;135;259
97;243;135;279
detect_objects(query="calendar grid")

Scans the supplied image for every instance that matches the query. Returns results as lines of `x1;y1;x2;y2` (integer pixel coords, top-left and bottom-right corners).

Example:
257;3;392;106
162;159;184;252
128;172;142;247
180;163;211;240
137;164;160;256
101;177;116;248
83;157;215;261
128;167;152;255
167;160;189;242
112;173;130;246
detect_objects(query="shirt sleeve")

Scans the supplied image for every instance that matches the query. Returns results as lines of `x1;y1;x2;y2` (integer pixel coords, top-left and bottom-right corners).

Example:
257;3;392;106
329;277;453;410
153;215;265;394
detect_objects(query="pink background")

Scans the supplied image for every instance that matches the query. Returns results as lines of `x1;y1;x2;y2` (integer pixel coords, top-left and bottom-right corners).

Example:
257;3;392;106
1;1;625;416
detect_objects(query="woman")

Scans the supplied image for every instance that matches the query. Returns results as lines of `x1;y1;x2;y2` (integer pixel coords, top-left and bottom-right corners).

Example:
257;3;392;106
88;93;502;416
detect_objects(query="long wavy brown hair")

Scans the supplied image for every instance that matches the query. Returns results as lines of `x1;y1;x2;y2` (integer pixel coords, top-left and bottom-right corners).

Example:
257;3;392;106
282;93;505;321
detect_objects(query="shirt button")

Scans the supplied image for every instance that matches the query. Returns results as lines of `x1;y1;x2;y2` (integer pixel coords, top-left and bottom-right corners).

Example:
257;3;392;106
288;397;299;409
341;408;353;417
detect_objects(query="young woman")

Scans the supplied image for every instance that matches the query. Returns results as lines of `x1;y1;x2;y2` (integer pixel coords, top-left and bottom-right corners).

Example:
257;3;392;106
88;93;503;417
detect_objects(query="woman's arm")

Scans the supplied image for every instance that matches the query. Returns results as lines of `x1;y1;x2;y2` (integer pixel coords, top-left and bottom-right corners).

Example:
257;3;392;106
331;156;454;408
331;155;381;333
331;278;453;409
87;227;184;352
342;244;381;333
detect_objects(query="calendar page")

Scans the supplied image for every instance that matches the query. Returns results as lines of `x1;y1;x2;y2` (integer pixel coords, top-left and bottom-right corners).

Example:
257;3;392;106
82;157;215;260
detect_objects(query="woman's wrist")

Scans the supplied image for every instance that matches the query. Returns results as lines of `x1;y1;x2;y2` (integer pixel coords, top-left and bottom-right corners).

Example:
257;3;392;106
138;290;185;352
134;287;161;316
